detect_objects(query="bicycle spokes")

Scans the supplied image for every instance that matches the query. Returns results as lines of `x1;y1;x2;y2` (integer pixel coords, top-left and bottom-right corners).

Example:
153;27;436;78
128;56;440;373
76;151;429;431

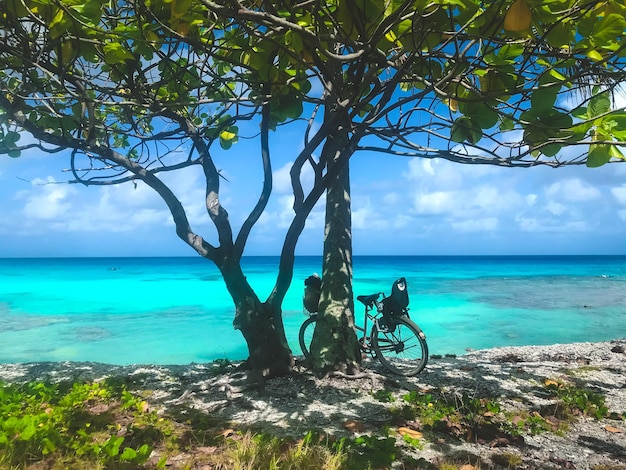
373;317;428;376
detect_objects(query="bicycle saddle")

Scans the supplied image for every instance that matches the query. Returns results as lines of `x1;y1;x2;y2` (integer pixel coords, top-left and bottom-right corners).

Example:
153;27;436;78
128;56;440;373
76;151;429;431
357;293;381;307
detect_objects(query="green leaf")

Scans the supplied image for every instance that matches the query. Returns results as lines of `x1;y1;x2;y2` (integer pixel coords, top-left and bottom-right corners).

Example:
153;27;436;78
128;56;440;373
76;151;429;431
120;447;138;461
531;86;558;113
75;0;103;22
544;22;575;48
4;131;20;145
586;50;605;62
171;0;193;19
608;145;625;160
103;43;135;64
548;69;567;82
451;116;482;144
588;92;611;118
40;436;56;455
539;110;573;130
48;8;65;29
540;142;562;157
571;106;588;120
591;13;626;45
137;443;152;459
19;424;36;441
280;96;303;120
470;107;499;129
499;116;515;131
524;125;549;146
219;139;233;150
219;129;237;141
451;118;469;143
105;436;124;457
587;144;611;167
498;43;524;61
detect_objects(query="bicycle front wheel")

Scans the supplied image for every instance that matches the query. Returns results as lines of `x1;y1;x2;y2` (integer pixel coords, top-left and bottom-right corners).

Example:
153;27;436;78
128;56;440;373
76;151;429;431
372;316;428;376
298;316;317;359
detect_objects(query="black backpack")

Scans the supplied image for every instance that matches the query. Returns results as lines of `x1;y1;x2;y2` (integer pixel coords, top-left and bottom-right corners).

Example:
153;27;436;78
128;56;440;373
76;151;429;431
303;274;322;314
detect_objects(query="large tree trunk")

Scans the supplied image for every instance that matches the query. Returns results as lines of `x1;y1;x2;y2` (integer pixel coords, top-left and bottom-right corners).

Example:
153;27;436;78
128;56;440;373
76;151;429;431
221;262;294;381
309;128;361;374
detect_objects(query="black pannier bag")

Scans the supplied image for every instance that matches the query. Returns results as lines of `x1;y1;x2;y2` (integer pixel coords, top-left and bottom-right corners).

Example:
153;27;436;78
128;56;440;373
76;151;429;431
380;277;409;332
303;274;322;314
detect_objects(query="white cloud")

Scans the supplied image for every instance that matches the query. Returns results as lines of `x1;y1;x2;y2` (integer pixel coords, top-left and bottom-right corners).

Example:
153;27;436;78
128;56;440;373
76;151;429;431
611;185;626;205
414;190;456;215
383;192;401;205
357;156;624;249
545;201;566;216
160;167;211;226
353;201;386;230
451;217;498;233
473;186;516;211
14;176;175;235
392;214;412;229
413;184;523;219
421;159;435;176
3;134;626;256
516;216;542;232
23;180;76;220
274;162;293;194
546;178;600;202
516;215;590;233
273;160;316;195
258;193;325;233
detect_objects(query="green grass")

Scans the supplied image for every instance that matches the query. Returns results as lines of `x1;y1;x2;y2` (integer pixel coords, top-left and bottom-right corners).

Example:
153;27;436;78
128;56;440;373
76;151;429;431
0;381;355;469
0;377;620;469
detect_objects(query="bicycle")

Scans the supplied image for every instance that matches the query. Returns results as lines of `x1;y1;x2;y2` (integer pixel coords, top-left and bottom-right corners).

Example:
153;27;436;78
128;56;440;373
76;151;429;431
299;277;429;376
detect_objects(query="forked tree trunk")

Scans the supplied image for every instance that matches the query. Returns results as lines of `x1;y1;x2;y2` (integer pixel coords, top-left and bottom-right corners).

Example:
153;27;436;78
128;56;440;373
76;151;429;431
309;130;361;374
221;262;294;380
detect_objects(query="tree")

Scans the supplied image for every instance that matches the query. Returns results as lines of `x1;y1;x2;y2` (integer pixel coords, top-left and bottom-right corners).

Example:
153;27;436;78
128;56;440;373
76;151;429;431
0;0;337;379
2;0;626;377
200;0;626;374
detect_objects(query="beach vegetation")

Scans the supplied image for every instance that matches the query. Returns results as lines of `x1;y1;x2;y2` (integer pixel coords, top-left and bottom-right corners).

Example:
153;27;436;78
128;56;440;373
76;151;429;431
0;379;402;469
2;0;626;378
562;366;603;376
0;376;622;469
437;464;459;470
370;389;395;403
501;410;556;436
0;380;159;468
390;382;613;445
222;431;349;470
542;379;609;420
491;452;523;468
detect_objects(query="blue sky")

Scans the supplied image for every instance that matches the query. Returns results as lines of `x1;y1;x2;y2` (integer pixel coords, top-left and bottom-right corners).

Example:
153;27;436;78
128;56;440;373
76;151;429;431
1;126;625;258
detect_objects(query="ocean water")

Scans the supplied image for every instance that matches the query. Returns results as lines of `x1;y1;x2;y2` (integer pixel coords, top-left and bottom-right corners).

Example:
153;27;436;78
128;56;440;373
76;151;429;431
0;256;624;365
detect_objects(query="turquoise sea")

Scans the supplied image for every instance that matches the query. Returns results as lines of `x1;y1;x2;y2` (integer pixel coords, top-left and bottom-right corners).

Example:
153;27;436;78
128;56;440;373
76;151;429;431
0;256;624;365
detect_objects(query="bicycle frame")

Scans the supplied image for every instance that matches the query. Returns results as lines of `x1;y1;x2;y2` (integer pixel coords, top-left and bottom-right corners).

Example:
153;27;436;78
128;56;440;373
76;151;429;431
355;292;388;351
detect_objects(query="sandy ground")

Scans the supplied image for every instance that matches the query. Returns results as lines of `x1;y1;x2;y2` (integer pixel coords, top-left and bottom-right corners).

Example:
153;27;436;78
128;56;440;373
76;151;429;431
0;338;625;469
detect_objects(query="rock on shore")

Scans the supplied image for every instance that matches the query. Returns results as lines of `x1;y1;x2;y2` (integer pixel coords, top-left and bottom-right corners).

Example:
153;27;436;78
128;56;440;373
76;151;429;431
0;339;625;469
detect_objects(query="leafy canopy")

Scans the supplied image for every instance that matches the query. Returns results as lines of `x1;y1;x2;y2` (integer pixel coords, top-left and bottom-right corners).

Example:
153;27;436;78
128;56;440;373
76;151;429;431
1;0;626;170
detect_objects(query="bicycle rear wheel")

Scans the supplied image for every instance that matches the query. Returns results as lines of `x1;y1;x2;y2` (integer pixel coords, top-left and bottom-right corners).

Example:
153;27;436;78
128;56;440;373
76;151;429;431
372;316;428;376
298;316;317;359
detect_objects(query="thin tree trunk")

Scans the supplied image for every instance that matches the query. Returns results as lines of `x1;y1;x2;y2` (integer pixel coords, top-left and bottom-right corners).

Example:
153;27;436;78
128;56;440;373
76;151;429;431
309;127;361;374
